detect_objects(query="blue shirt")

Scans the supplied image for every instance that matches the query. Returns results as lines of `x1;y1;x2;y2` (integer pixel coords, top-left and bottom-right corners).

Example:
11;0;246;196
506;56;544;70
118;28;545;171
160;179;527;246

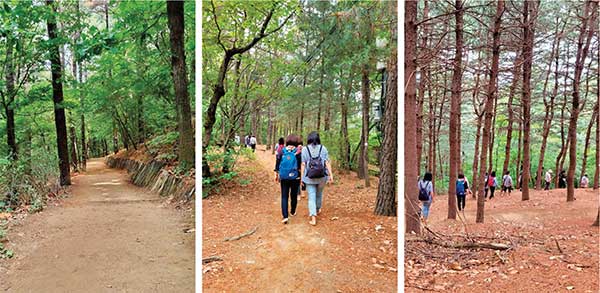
301;144;329;184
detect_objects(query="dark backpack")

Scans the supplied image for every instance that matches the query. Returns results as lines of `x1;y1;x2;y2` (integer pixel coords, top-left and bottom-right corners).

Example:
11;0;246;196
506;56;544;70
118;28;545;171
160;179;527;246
306;145;326;179
418;181;430;201
456;180;465;196
279;148;299;180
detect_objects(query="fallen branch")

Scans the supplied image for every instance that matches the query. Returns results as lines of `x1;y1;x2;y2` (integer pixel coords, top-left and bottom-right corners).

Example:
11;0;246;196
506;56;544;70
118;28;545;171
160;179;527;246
554;238;563;254
202;256;223;264
408;237;511;250
405;284;443;292
224;226;258;242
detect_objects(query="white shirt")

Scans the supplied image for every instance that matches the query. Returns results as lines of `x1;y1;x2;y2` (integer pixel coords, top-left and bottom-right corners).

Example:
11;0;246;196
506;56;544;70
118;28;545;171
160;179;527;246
545;172;552;183
250;137;257;145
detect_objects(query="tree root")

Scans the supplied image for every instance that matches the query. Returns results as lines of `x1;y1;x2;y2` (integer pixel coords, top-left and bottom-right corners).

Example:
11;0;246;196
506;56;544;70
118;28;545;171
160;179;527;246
224;226;258;241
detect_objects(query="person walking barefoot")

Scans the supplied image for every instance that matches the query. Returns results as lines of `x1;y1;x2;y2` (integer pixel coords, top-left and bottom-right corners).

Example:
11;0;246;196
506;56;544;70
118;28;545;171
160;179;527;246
301;131;333;226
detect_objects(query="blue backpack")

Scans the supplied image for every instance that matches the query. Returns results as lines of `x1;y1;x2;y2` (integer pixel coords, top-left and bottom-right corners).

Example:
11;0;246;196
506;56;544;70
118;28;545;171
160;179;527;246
279;148;299;180
456;180;465;196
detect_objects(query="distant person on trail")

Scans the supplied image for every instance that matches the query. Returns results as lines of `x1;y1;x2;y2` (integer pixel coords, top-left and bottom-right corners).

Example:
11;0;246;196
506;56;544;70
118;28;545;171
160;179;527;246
558;170;567;188
275;137;284;155
245;134;251;148
456;173;469;211
274;135;302;224
545;169;552;190
249;135;257;152
418;172;434;225
234;135;240;145
484;171;498;200
580;174;589;188
501;171;513;195
301;131;333;226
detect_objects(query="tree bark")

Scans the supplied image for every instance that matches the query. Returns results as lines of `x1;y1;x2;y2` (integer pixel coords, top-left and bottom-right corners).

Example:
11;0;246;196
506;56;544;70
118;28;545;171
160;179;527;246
567;0;597;201
447;0;464;220
339;67;352;170
69;126;79;172
581;104;598;182
3;37;17;160
47;0;71;186
375;4;397;216
503;52;522;175
477;0;504;223
359;66;371;187
167;1;195;170
520;0;538;201
405;0;420;234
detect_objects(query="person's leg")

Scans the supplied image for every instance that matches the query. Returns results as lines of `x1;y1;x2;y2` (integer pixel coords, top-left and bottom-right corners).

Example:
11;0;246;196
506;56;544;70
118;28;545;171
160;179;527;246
461;195;466;210
422;200;431;222
316;182;325;213
281;181;290;220
290;180;300;216
484;188;488;198
456;194;461;211
490;186;495;199
307;184;317;217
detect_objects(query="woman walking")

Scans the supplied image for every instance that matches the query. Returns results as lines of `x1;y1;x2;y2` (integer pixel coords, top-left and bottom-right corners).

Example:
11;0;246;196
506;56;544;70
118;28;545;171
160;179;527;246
418;172;434;225
274;135;302;224
301;131;333;226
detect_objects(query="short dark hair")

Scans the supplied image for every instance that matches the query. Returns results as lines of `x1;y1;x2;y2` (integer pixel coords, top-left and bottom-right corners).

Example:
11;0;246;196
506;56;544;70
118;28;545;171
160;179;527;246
307;131;321;146
505;171;510;175
491;171;496;177
458;173;464;179
423;172;433;182
278;137;284;145
285;134;301;147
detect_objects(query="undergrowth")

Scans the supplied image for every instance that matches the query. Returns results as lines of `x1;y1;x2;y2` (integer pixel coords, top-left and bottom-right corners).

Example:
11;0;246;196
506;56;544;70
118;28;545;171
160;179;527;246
203;146;255;198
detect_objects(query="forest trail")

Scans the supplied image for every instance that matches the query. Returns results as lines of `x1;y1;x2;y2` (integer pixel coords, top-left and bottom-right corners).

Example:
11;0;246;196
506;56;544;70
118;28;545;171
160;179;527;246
0;158;194;292
405;188;599;292
203;145;397;292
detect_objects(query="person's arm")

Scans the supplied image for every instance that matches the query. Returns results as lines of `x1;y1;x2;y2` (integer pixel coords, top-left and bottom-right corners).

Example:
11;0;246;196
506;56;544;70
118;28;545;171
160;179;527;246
274;151;281;182
323;146;333;183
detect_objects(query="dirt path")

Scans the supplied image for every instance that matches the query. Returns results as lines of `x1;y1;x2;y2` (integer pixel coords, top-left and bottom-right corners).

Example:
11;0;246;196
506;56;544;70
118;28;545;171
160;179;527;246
203;145;397;292
0;158;194;292
405;187;599;292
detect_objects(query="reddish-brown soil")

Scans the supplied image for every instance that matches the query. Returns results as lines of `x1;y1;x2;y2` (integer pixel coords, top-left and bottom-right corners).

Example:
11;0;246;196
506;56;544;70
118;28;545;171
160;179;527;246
405;187;599;292
203;145;398;292
0;159;195;292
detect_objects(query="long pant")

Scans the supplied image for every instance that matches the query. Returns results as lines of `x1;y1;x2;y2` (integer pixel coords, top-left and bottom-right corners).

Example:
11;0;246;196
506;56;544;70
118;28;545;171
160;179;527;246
421;200;432;219
484;186;496;199
456;194;466;211
306;182;325;216
280;180;300;219
250;144;256;152
545;181;550;190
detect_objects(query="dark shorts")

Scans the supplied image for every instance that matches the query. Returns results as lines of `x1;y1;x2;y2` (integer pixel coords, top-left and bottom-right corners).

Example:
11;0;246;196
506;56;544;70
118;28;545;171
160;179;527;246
502;185;512;192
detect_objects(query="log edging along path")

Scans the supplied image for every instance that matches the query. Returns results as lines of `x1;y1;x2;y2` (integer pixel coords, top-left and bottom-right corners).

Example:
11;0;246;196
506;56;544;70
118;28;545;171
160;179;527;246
106;156;195;202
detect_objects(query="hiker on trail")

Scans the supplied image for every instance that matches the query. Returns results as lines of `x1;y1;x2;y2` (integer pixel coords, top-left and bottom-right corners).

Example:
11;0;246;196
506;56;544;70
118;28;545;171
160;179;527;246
234;135;240;145
301;131;333;226
501;171;513;195
580;174;589;188
249;135;257;152
274;134;302;224
558;170;567;188
484;171;498;200
245;134;251;148
483;172;489;195
418;172;434;225
275;137;284;155
456;173;469;211
545;169;552;190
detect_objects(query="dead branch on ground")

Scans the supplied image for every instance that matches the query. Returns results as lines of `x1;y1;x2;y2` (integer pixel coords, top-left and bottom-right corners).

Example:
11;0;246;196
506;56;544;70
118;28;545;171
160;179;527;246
224;226;258;241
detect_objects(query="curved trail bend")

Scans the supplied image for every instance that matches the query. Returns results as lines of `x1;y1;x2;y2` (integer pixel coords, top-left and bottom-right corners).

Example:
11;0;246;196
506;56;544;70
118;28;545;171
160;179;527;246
0;158;194;292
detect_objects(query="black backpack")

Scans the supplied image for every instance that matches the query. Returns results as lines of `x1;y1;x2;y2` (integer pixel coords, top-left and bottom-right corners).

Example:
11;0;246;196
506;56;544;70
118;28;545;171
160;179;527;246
306;145;326;179
418;181;430;201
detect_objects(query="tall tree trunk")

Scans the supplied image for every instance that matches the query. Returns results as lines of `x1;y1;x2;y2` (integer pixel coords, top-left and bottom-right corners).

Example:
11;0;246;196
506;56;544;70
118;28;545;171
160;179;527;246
167;1;194;170
340;68;352;170
472;114;483;198
477;0;504;223
47;0;71;186
447;0;464;220
520;0;539;201
536;20;563;188
581;104;598;181
375;7;397;216
69;126;79;172
503;53;522;175
595;42;600;190
488;95;498;172
359;66;371;187
3;37;17;160
317;57;324;131
405;0;420;234
80;62;87;170
567;0;597;201
416;0;429;178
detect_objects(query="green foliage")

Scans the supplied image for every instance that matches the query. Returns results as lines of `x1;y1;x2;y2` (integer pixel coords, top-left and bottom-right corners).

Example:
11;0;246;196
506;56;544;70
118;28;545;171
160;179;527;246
0;242;14;259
